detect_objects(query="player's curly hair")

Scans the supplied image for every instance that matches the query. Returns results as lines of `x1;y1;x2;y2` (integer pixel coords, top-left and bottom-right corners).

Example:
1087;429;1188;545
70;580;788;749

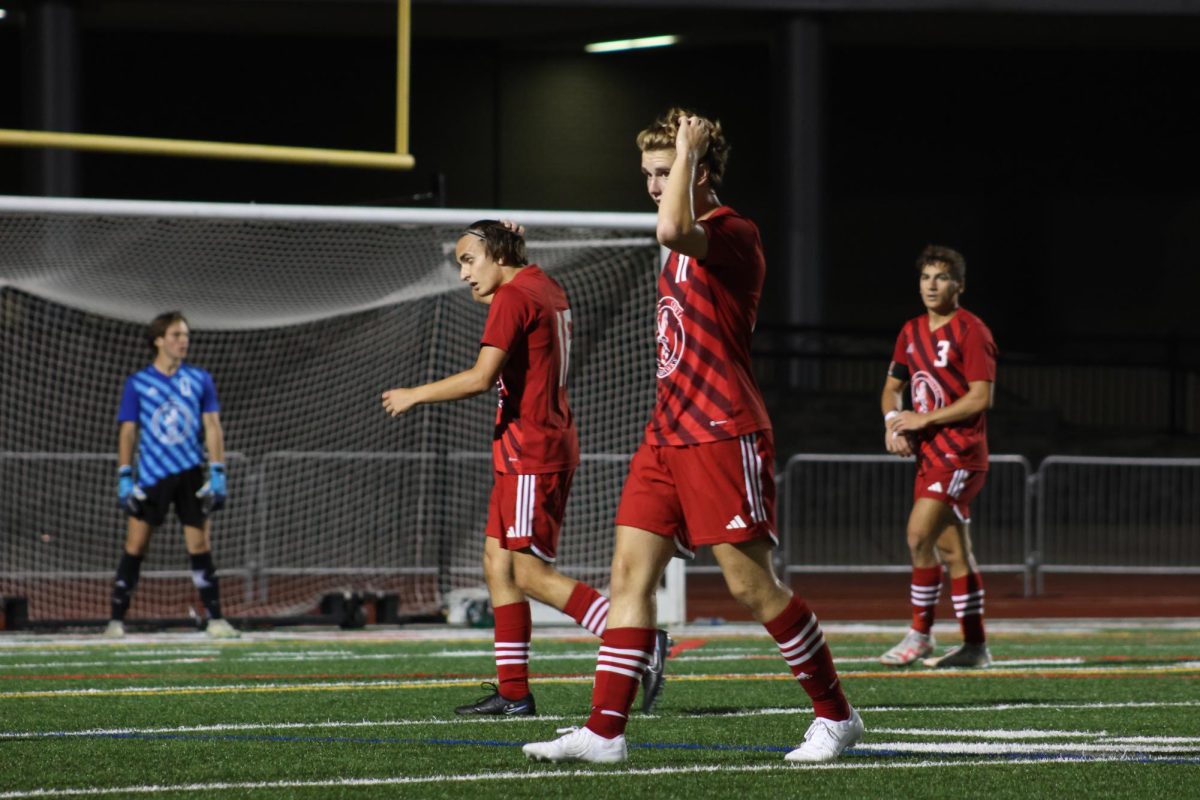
464;220;528;267
146;311;188;352
916;245;966;284
636;107;730;188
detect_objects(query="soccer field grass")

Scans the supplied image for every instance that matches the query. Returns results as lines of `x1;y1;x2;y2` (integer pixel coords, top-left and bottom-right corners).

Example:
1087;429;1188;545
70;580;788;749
1;622;1197;799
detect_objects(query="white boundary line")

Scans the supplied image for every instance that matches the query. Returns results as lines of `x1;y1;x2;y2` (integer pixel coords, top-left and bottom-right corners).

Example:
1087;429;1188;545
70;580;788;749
3;701;1197;740
2;617;1198;649
3;663;1199;700
0;755;1192;799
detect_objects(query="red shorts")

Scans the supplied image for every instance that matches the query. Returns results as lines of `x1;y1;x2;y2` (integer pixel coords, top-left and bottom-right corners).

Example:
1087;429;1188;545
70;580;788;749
615;432;777;557
913;462;987;523
485;469;574;563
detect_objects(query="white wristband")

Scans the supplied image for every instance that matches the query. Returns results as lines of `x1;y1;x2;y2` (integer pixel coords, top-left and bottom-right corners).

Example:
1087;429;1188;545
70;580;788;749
884;411;899;424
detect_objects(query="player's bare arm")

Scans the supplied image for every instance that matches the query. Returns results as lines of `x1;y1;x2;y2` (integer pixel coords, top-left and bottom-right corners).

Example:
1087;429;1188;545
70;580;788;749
118;421;137;469
888;380;993;435
202;412;226;463
382;345;508;417
653;116;711;260
881;375;913;456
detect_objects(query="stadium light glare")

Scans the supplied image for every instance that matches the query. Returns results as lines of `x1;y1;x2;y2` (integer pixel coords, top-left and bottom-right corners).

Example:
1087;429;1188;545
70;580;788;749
0;9;8;20
585;35;678;54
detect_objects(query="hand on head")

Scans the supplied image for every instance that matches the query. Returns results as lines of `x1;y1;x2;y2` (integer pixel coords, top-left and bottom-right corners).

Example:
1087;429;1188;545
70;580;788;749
499;219;525;237
675;115;711;160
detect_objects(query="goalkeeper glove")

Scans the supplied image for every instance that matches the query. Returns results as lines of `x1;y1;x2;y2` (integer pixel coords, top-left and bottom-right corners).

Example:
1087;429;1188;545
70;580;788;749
117;466;146;518
196;462;227;512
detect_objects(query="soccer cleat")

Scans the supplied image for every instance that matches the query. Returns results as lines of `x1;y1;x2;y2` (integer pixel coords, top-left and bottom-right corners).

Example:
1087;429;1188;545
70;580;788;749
879;629;935;666
784;707;865;763
640;628;672;712
923;642;992;669
523;726;628;764
205;618;241;639
102;620;126;639
454;682;536;716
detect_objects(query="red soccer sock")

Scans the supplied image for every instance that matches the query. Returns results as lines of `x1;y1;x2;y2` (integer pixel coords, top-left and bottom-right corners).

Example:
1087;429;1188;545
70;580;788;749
585;627;656;739
492;601;532;700
952;572;987;645
563;582;610;637
910;565;944;635
765;596;851;721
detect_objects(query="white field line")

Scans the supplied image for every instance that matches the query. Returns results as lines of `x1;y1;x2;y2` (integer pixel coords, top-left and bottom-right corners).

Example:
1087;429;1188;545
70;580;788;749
858;741;1200;755
0;717;578;739
1107;736;1200;745
871;727;1108;739
3;702;1197;742
865;699;1200;713
4;662;1200;701
0;755;1192;799
0;650;1133;670
0;617;1196;649
0;658;213;669
0;649;220;659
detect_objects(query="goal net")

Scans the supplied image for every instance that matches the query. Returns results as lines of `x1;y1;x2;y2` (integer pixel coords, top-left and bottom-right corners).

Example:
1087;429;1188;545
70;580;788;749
0;196;685;626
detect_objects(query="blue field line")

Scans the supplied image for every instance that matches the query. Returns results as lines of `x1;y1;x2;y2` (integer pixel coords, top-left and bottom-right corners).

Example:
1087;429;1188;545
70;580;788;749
27;731;1200;764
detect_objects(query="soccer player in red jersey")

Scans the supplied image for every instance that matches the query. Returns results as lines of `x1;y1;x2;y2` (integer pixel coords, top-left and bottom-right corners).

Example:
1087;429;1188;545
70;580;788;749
524;109;863;765
879;245;997;669
382;220;620;715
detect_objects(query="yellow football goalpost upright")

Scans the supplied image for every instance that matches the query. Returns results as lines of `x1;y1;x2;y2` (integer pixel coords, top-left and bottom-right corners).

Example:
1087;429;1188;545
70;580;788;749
0;0;413;171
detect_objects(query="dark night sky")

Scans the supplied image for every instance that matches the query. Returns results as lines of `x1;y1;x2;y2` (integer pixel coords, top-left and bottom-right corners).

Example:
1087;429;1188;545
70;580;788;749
2;6;1199;349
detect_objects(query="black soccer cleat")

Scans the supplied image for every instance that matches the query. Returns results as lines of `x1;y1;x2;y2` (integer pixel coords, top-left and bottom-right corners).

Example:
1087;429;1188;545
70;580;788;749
454;682;537;716
640;628;672;713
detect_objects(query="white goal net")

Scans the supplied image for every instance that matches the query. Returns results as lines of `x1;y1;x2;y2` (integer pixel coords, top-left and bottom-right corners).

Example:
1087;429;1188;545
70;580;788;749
0;196;685;626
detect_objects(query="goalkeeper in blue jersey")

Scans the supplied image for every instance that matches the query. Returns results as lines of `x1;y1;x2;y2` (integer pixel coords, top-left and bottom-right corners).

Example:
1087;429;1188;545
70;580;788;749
105;311;238;639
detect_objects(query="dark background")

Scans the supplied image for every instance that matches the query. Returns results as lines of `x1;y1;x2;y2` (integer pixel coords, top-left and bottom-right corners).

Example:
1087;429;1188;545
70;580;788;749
2;0;1198;453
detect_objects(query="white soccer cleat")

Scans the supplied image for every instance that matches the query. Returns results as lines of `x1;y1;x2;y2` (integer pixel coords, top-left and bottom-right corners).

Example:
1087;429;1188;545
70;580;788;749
784;708;864;763
523;726;628;764
205;618;241;639
102;620;126;639
923;642;991;669
879;629;935;666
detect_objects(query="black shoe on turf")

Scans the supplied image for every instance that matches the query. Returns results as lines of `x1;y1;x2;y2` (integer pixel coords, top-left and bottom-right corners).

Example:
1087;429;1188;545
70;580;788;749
454;682;536;716
640;629;672;713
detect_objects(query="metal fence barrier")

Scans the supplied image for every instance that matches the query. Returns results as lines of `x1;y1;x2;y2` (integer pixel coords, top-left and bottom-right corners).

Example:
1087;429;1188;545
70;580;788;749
779;454;1034;593
1033;456;1200;593
3;452;1199;616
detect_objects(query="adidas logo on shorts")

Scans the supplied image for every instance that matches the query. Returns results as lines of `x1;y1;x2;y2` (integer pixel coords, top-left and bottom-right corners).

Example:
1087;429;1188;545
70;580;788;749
725;515;748;530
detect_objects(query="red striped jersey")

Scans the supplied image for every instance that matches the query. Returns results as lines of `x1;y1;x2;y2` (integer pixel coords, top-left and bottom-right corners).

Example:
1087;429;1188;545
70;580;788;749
888;308;997;471
647;206;772;446
480;265;579;474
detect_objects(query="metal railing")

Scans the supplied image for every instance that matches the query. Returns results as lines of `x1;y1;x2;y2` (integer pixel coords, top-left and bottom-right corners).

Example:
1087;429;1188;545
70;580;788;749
1033;456;1200;593
779;454;1033;592
3;451;1198;617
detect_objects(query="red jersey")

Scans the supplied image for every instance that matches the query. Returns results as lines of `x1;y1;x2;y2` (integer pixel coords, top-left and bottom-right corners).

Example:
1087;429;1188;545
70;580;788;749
480;265;580;474
647;206;772;446
888;307;997;472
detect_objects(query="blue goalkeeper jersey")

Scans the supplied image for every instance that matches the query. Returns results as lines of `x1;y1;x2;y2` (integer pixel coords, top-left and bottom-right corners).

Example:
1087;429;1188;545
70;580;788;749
117;363;220;488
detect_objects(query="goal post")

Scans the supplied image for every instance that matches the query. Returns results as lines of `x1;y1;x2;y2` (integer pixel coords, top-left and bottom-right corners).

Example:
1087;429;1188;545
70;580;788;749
0;195;687;626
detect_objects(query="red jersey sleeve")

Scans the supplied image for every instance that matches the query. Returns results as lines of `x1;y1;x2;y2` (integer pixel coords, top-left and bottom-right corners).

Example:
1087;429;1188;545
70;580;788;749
697;213;750;273
888;328;911;381
961;320;998;383
480;285;532;353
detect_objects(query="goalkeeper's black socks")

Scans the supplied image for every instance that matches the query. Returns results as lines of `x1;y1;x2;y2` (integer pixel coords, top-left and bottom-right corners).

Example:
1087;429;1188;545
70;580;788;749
189;551;224;620
110;551;143;621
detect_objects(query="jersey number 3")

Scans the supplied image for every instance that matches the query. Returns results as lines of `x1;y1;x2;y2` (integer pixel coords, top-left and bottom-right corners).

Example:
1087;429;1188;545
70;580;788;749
555;309;572;387
934;340;951;368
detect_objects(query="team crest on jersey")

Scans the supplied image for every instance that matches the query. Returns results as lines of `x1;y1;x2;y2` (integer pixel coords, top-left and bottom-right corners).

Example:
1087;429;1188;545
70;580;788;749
150;399;196;446
178;375;192;397
656;296;686;378
911;370;946;414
